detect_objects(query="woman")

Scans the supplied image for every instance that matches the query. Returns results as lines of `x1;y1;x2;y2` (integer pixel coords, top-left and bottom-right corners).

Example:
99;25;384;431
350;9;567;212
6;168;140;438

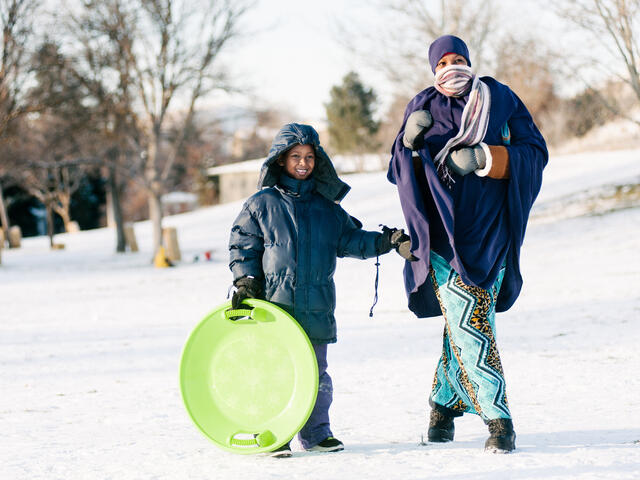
387;35;548;453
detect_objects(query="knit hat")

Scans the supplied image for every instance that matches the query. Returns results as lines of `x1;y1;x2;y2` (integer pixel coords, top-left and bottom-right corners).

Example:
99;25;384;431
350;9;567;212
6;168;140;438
428;35;471;73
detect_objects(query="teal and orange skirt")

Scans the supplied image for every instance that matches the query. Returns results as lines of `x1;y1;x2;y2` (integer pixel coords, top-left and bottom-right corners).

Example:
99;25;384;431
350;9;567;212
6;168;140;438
428;251;512;422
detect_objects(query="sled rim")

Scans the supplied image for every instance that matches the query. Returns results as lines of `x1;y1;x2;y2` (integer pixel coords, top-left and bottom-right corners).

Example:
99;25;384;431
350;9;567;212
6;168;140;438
179;299;318;454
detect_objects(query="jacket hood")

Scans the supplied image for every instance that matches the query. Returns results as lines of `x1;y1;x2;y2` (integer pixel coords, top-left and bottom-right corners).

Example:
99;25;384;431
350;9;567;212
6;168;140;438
257;123;351;203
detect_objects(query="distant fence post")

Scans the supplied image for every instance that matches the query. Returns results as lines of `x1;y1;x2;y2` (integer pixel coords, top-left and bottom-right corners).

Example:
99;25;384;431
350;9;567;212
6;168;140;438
162;227;181;262
8;225;21;248
123;223;139;252
67;221;80;233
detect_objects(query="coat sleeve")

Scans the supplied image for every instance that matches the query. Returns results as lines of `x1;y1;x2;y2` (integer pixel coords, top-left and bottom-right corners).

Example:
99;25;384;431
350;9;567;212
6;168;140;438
335;207;381;259
229;202;265;280
504;91;548;240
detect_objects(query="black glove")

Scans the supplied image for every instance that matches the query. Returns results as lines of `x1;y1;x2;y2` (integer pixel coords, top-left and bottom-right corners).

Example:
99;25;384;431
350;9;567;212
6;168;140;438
445;145;487;176
231;276;263;309
378;226;418;261
402;110;433;150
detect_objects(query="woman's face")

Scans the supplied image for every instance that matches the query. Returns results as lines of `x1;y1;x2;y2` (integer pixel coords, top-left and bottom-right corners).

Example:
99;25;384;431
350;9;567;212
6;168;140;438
435;53;468;72
279;144;315;180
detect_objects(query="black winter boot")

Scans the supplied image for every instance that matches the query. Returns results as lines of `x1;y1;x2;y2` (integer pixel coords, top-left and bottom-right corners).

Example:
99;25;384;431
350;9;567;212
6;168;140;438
427;408;455;442
485;418;516;453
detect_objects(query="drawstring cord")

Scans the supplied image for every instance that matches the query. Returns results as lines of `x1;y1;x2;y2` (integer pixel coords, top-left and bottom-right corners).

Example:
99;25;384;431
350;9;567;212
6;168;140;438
369;255;380;317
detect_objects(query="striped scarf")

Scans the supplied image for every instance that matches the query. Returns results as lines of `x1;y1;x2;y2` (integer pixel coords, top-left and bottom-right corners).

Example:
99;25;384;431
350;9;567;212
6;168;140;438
433;65;491;186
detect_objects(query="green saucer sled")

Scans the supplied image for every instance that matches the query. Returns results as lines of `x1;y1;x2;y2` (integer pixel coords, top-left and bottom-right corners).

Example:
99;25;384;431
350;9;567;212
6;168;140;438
180;299;318;454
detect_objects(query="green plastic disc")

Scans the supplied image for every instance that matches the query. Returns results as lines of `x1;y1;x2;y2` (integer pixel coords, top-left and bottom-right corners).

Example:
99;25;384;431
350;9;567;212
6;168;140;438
179;299;318;454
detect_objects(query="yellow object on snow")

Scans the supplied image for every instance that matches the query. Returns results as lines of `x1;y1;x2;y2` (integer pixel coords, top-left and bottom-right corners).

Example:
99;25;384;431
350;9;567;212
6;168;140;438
154;246;173;268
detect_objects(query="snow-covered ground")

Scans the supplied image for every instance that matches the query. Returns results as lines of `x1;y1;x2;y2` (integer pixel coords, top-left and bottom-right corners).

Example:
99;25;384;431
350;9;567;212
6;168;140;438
1;149;639;479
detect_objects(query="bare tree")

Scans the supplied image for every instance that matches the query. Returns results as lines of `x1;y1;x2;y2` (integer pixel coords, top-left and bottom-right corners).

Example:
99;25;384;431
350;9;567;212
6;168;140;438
74;0;252;256
65;0;144;252
20;157;92;245
337;0;499;94
17;39;104;234
0;0;41;244
493;34;559;133
555;0;640;125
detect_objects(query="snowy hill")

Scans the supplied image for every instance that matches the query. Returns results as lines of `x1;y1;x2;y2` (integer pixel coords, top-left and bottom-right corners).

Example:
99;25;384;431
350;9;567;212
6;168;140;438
1;149;639;479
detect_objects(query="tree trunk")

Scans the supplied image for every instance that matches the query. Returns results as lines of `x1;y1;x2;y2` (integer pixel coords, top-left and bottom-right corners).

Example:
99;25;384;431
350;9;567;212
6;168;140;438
52;193;72;232
46;202;55;248
0;183;9;247
146;131;164;254
148;189;163;254
108;163;126;252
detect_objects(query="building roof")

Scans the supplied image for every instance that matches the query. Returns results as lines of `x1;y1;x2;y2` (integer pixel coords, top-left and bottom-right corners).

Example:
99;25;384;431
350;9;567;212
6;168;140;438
206;158;265;176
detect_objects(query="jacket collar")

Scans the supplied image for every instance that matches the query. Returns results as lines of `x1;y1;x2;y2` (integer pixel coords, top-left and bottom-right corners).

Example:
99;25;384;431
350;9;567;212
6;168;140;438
277;174;316;198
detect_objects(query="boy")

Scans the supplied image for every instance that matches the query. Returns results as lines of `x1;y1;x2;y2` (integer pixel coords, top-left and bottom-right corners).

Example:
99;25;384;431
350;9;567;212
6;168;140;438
229;123;411;457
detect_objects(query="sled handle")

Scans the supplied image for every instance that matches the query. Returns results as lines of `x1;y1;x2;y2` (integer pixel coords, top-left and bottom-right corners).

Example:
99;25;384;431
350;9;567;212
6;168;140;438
224;308;254;320
224;306;271;323
229;430;276;449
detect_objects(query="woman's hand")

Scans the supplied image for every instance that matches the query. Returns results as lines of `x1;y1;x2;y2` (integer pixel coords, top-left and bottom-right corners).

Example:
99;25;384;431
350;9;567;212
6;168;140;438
445;145;487;176
403;110;433;150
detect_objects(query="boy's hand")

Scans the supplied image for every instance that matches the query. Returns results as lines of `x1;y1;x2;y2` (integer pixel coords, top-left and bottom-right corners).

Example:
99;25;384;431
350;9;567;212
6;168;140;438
403;110;433;150
231;276;263;309
378;226;418;261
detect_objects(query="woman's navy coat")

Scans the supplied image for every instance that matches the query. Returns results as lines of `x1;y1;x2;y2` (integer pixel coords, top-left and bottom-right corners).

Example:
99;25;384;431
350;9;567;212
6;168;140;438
388;78;548;318
229;124;381;344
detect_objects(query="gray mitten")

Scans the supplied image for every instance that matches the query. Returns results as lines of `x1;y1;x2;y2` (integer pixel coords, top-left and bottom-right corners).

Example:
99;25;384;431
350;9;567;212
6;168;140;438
445;145;487;176
396;239;418;262
403;110;433;150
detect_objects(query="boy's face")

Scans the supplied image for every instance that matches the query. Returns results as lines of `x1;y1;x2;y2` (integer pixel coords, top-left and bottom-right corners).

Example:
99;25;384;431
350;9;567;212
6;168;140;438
278;144;315;180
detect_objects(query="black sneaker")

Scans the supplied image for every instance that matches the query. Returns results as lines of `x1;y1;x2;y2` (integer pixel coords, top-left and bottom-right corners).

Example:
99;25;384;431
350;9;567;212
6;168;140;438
484;418;516;453
270;442;292;458
307;437;344;452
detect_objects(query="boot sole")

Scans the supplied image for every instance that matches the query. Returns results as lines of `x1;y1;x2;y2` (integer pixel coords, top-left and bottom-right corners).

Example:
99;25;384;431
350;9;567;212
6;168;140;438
270;450;292;458
485;446;515;454
306;445;344;452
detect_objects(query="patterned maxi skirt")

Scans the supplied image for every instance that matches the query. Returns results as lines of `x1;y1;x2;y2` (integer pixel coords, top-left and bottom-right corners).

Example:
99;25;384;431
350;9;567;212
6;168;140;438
428;251;512;422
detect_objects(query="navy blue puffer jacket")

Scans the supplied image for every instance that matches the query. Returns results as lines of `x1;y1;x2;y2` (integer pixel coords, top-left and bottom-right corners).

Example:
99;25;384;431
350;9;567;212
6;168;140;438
229;123;382;344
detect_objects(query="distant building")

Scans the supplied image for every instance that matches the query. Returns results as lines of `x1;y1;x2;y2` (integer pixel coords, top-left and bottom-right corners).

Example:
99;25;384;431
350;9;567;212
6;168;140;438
206;158;264;204
161;191;199;216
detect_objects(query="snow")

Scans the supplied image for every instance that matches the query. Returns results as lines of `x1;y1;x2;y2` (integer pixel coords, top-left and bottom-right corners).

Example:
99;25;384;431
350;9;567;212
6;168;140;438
1;148;639;479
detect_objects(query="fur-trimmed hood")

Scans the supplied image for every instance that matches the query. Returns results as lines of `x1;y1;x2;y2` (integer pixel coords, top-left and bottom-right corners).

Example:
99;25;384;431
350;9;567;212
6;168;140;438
257;123;350;203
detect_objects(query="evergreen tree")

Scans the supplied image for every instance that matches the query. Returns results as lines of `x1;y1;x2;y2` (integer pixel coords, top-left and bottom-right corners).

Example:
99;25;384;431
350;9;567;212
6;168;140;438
325;72;380;154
